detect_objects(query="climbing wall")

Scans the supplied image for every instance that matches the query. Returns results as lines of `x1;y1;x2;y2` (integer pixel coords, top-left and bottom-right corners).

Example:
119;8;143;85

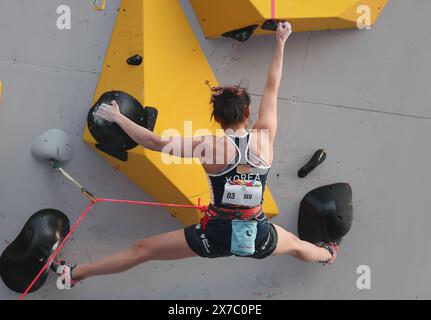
1;0;431;299
82;0;279;226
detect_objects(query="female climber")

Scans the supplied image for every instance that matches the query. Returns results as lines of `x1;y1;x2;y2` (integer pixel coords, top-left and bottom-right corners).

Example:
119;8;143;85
51;21;339;287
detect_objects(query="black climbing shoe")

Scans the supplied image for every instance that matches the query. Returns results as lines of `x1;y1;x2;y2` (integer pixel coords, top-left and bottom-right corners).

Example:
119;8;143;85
320;242;339;265
50;260;80;288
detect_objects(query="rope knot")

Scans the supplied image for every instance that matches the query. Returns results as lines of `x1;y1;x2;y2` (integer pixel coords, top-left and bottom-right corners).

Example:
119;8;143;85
199;205;209;213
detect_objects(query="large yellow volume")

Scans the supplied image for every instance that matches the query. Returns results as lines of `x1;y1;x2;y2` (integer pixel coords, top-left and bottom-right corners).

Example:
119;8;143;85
190;0;388;41
83;0;279;225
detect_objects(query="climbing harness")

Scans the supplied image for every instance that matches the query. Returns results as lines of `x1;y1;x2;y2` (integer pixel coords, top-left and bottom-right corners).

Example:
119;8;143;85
205;203;262;220
203;204;261;257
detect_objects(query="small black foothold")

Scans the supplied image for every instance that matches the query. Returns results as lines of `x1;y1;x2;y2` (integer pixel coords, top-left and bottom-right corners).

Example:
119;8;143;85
261;19;279;32
298;149;327;178
222;25;258;42
127;54;143;66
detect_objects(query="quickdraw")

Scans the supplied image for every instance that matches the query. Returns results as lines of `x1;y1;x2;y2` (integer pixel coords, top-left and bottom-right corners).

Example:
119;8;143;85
92;0;106;11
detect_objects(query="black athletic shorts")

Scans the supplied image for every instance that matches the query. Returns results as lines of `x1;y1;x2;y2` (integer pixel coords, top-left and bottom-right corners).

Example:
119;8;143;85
184;213;278;259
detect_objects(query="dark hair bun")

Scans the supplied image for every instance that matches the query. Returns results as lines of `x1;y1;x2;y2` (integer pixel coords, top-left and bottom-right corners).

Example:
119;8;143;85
210;85;251;126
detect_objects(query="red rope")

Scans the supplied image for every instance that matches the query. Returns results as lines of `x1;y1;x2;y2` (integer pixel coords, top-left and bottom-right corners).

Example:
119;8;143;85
97;198;205;210
271;0;276;19
19;197;207;300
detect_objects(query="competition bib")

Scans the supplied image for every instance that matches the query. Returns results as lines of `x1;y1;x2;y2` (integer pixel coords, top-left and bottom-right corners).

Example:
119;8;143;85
222;180;262;207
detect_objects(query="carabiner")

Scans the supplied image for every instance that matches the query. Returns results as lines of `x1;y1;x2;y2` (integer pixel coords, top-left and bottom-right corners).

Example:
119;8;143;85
93;0;106;11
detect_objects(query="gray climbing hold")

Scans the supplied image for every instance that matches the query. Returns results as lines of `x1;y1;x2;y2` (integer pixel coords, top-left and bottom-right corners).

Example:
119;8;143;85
31;129;73;163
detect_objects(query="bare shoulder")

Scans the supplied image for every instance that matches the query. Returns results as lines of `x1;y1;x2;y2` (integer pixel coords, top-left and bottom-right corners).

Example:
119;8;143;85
200;135;237;174
249;128;273;166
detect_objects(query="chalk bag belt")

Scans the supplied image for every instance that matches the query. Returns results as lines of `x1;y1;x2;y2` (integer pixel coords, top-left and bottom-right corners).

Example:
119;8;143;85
206;203;262;220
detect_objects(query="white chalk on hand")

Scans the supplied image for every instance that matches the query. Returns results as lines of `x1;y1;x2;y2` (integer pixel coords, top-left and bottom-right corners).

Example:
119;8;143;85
100;103;112;109
93;103;113;125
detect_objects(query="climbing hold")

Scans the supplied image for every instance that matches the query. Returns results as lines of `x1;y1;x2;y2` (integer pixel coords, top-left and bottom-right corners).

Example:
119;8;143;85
261;20;279;32
0;209;70;293
298;183;353;243
298;149;327;178
31;129;73;163
222;25;258;42
87;91;158;162
127;54;143;66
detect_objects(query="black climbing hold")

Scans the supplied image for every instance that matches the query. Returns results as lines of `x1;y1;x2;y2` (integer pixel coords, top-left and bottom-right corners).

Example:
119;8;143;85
127;54;143;66
222;25;258;42
0;209;70;293
142;106;158;132
298;183;353;243
87;91;158;162
95;144;128;162
261;19;279;31
298;149;327;178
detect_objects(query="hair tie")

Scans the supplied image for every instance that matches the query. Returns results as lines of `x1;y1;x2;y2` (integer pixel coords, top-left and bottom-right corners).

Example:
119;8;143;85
206;81;246;103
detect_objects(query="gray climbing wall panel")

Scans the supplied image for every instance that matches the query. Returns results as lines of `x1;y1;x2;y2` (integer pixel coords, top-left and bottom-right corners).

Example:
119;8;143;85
0;0;430;299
